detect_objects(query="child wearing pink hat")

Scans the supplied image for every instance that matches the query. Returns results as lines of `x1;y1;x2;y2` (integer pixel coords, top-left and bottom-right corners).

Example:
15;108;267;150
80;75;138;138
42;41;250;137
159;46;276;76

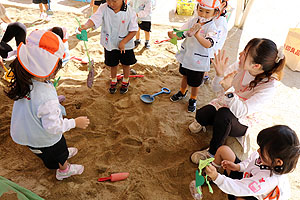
6;30;90;180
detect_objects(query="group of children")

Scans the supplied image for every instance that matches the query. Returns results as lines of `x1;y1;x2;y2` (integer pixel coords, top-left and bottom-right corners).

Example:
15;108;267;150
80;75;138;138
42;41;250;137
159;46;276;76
3;0;300;200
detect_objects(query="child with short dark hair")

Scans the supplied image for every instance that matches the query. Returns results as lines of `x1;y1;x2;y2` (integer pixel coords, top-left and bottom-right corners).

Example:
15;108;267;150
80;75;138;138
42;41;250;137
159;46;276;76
190;125;299;200
6;30;90;180
79;0;138;94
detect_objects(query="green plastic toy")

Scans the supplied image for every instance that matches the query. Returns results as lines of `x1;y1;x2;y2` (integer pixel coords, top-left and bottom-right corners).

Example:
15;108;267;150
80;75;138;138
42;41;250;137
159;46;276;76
169;28;189;52
195;157;215;195
75;17;95;88
53;76;60;89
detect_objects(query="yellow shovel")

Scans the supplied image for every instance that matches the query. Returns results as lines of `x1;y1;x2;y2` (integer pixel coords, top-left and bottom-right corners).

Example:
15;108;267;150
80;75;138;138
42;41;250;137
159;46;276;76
0;62;13;82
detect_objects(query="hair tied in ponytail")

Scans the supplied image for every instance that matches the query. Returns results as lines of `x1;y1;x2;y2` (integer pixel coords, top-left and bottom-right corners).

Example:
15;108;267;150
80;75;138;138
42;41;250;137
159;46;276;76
275;46;284;63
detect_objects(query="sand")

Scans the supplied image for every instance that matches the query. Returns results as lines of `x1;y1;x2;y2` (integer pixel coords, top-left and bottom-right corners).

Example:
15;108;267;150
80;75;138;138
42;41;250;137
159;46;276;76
0;1;300;200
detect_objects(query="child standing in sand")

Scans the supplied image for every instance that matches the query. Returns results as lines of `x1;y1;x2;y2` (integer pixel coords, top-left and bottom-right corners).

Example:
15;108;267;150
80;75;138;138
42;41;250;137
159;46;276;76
190;125;299;200
79;0;138;94
6;30;90;180
168;0;220;112
32;0;51;21
128;0;152;49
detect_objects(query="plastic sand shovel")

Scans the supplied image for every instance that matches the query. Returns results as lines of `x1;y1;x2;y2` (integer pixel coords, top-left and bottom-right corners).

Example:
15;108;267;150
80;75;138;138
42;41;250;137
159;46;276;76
0;62;13;82
46;0;53;15
75;17;95;88
98;173;129;182
70;56;94;65
154;39;170;44
116;74;144;80
140;87;171;104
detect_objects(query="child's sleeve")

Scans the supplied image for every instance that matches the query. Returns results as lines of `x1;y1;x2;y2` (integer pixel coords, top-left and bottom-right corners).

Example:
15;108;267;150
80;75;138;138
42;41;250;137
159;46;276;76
37;100;76;135
136;0;152;18
89;4;106;29
128;10;139;32
180;18;194;38
238;151;257;172
214;173;279;197
205;24;218;48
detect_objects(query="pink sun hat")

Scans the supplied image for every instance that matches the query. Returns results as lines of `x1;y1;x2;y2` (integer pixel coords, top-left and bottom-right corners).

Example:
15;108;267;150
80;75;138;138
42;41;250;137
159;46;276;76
197;0;222;10
17;29;65;78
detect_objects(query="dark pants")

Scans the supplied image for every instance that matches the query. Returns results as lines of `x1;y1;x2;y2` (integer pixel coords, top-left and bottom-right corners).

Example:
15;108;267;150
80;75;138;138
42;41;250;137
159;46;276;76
195;105;248;155
0;22;26;58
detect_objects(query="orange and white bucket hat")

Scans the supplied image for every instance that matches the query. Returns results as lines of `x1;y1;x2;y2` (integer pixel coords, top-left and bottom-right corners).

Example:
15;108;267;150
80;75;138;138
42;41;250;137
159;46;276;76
17;29;65;78
197;0;222;10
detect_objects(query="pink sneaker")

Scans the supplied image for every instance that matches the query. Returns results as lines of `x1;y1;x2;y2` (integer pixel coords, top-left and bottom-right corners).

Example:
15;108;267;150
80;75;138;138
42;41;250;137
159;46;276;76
67;147;78;159
56;164;84;181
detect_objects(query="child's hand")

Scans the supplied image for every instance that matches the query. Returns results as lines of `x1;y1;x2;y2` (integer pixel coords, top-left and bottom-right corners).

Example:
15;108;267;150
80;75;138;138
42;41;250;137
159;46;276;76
119;41;126;54
168;31;175;39
219;71;237;91
221;160;240;171
75;116;90;129
211;50;229;77
205;164;218;181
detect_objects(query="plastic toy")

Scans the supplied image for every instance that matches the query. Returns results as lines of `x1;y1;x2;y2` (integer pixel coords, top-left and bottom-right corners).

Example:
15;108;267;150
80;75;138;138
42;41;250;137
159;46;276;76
140;87;171;104
0;62;13;82
98;172;129;182
53;76;61;89
70;56;93;64
154;39;170;44
46;0;53;15
195;157;215;196
116;74;144;80
75;17;95;88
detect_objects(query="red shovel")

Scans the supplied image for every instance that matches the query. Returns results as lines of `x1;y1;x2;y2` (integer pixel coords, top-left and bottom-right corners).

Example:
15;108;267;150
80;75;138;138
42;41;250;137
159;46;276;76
116;74;144;80
98;172;129;182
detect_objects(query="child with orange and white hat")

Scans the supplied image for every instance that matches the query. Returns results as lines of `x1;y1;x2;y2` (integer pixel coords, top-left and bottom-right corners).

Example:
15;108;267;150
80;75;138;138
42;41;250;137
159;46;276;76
6;30;90;181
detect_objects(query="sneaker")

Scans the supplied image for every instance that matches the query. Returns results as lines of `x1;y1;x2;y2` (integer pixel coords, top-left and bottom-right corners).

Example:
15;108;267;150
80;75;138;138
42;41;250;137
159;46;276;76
39;12;47;20
67;147;78;159
189;120;206;134
202;76;210;84
190;148;212;164
145;42;150;49
134;40;141;47
189;180;203;200
120;82;129;94
109;81;117;94
56;164;84;180
170;90;188;102
188;99;197;112
45;14;51;22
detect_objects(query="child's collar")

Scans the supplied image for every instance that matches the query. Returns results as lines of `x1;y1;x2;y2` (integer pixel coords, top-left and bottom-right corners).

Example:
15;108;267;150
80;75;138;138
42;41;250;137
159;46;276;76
107;1;127;12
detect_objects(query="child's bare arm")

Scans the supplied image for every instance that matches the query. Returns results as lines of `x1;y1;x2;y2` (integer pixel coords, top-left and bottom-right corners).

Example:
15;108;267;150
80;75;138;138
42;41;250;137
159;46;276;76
118;31;137;53
194;32;212;48
79;19;95;31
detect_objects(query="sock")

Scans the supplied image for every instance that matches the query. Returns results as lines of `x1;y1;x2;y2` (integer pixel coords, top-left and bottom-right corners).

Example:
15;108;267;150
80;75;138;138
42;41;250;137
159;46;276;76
122;77;129;83
212;161;221;169
136;39;140;42
111;77;117;83
59;164;69;173
145;40;149;44
190;95;197;100
180;88;187;95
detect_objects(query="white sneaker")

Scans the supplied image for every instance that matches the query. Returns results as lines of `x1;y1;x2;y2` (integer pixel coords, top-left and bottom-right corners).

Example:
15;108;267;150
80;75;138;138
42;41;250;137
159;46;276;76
191;148;211;164
39;12;47;20
189;180;203;200
67;147;78;159
189;120;206;134
45;14;51;22
56;164;84;181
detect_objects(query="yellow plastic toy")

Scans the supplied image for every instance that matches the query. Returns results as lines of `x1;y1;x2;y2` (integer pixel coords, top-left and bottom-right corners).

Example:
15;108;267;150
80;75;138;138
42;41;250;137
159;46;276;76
176;0;196;16
0;62;13;82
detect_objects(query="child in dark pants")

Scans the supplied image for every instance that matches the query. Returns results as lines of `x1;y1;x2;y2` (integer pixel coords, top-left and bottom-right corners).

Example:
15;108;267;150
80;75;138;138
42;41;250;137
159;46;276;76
128;0;152;48
79;0;138;94
32;0;51;20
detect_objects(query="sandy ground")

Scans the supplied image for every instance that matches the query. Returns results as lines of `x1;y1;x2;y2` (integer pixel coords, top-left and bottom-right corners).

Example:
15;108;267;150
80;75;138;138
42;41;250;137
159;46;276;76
0;1;300;200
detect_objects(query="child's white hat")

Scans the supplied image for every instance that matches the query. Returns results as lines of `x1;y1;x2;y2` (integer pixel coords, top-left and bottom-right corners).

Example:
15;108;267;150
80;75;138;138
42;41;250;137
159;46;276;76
17;29;65;78
197;0;222;10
